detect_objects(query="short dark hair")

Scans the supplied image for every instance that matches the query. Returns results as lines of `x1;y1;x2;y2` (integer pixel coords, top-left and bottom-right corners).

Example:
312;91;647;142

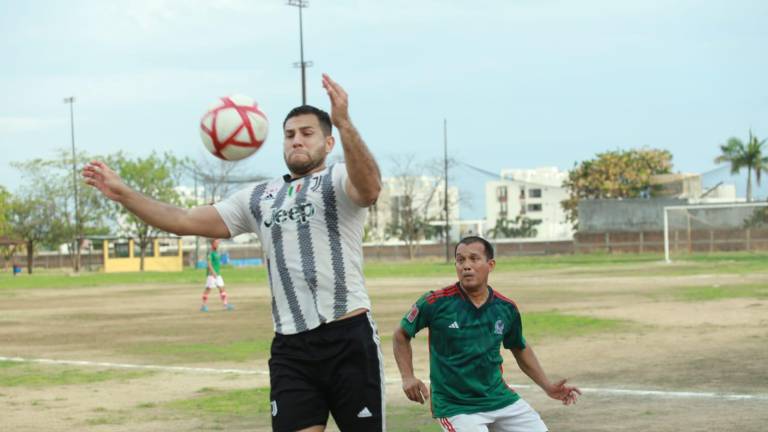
283;105;333;137
454;236;495;260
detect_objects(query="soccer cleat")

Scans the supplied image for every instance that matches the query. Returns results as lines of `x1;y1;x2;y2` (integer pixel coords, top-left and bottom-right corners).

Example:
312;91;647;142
200;305;209;312
225;304;234;311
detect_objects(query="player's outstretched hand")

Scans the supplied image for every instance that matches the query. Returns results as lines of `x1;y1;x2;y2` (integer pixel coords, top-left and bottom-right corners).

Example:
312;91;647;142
545;379;581;406
321;73;352;129
82;160;129;202
401;376;430;405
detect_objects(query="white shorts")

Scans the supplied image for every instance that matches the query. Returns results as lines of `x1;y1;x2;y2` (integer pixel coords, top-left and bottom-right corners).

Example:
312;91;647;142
205;275;224;289
437;399;547;432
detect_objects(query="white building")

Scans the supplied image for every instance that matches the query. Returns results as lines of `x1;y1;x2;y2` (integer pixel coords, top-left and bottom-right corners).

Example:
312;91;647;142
650;173;742;203
485;167;573;240
367;176;460;243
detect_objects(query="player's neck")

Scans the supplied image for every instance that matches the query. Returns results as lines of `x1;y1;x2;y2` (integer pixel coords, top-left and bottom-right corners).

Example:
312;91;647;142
288;163;327;180
459;282;490;308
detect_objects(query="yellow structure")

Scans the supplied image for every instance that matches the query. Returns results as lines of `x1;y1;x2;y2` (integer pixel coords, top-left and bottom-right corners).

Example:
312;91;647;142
101;237;183;273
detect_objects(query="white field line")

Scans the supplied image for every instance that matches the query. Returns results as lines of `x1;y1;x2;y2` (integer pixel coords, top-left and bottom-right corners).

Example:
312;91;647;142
0;356;269;376
3;356;768;402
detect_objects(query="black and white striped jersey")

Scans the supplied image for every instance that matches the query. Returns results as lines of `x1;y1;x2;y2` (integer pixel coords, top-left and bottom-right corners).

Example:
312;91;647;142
214;163;371;335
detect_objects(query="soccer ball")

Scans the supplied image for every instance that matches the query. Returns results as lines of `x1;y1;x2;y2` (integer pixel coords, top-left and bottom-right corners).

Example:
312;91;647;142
199;95;269;161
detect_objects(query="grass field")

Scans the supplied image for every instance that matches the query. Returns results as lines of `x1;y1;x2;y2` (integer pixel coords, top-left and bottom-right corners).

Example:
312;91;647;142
1;252;767;431
4;251;766;289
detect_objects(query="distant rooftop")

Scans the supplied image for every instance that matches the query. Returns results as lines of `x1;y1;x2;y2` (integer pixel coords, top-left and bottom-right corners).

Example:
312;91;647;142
499;167;567;187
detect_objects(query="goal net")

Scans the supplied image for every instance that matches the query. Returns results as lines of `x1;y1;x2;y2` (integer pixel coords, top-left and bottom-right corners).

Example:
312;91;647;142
663;202;768;262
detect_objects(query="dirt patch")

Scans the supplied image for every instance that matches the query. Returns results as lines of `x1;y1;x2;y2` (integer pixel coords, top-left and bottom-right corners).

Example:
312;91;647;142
1;268;767;431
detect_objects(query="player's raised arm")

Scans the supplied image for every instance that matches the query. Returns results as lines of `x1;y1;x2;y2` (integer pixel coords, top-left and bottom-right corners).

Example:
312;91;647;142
510;344;581;406
322;73;381;207
82;160;230;239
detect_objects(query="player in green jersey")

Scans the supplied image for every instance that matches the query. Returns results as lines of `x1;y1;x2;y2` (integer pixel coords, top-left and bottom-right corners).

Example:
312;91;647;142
393;236;580;431
200;239;233;312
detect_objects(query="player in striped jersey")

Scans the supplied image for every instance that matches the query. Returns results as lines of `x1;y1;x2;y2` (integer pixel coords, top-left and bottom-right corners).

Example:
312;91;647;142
393;236;581;431
83;74;385;432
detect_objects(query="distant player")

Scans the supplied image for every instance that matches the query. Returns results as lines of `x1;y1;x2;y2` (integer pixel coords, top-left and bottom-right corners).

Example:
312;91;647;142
200;239;233;312
393;236;581;432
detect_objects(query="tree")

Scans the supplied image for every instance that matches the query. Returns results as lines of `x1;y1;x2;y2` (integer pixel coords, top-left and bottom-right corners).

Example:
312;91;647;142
7;194;64;274
0;186;11;236
487;215;541;239
562;148;673;227
108;151;184;271
11;149;110;272
742;207;768;229
714;130;768;202
0;186;21;270
382;155;449;259
182;157;267;204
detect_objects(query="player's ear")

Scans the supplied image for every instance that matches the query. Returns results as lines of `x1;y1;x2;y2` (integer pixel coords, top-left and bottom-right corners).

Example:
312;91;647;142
488;258;496;272
325;135;335;154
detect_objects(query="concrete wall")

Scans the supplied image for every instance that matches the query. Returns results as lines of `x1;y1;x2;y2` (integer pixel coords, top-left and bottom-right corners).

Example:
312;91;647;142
667;206;763;230
102;239;183;273
578;198;687;233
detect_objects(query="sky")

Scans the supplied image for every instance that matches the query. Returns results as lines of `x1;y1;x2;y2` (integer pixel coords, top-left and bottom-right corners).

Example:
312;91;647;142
1;0;767;219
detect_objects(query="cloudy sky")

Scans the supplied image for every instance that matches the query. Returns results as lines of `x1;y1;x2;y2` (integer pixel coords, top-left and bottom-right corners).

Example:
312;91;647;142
1;0;767;217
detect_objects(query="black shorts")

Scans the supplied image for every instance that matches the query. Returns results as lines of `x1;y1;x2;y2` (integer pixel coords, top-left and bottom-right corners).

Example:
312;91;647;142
269;312;385;431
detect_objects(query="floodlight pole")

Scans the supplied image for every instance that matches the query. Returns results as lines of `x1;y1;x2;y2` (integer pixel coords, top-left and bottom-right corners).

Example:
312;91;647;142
64;96;81;273
663;207;670;263
288;0;313;105
194;175;200;267
444;118;450;263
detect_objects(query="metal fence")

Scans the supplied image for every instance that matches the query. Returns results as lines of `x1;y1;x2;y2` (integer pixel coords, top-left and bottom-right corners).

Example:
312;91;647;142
575;229;768;254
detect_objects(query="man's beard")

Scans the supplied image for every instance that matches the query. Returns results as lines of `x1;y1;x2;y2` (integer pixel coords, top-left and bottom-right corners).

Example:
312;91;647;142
285;150;326;176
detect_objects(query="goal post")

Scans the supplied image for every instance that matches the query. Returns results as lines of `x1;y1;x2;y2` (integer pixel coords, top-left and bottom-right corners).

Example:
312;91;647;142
663;202;768;263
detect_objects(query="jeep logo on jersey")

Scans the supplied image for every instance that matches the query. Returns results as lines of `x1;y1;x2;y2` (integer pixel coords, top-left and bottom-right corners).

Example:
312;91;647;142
264;202;316;228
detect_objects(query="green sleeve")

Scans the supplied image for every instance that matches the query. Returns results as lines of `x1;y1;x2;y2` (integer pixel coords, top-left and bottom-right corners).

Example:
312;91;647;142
503;308;527;350
399;292;433;338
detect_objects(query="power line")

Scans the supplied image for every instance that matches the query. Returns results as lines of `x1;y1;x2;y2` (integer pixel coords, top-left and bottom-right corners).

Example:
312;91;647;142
458;160;739;190
456;161;564;189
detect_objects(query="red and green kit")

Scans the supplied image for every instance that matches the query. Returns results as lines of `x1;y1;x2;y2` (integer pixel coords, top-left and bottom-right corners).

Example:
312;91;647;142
400;283;527;418
208;249;221;276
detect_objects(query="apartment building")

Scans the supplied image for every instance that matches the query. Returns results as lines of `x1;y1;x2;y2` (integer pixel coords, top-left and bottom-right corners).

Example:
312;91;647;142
485;167;573;240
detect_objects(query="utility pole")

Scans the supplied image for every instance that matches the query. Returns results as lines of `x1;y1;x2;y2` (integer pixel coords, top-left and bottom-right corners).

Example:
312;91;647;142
194;174;199;268
287;0;313;105
63;96;81;273
444;118;450;264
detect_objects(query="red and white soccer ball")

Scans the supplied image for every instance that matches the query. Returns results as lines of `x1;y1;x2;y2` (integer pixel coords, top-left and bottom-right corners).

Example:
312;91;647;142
199;95;269;161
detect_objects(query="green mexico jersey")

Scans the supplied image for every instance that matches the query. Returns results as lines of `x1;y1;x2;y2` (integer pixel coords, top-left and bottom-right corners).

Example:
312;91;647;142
400;283;526;418
208;250;221;275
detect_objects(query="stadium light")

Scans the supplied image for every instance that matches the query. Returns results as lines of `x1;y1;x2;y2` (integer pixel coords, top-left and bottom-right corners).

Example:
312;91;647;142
444;118;450;263
287;0;313;105
63;96;81;273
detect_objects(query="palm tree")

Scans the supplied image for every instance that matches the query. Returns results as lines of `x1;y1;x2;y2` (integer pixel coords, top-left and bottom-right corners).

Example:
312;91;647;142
715;130;768;202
